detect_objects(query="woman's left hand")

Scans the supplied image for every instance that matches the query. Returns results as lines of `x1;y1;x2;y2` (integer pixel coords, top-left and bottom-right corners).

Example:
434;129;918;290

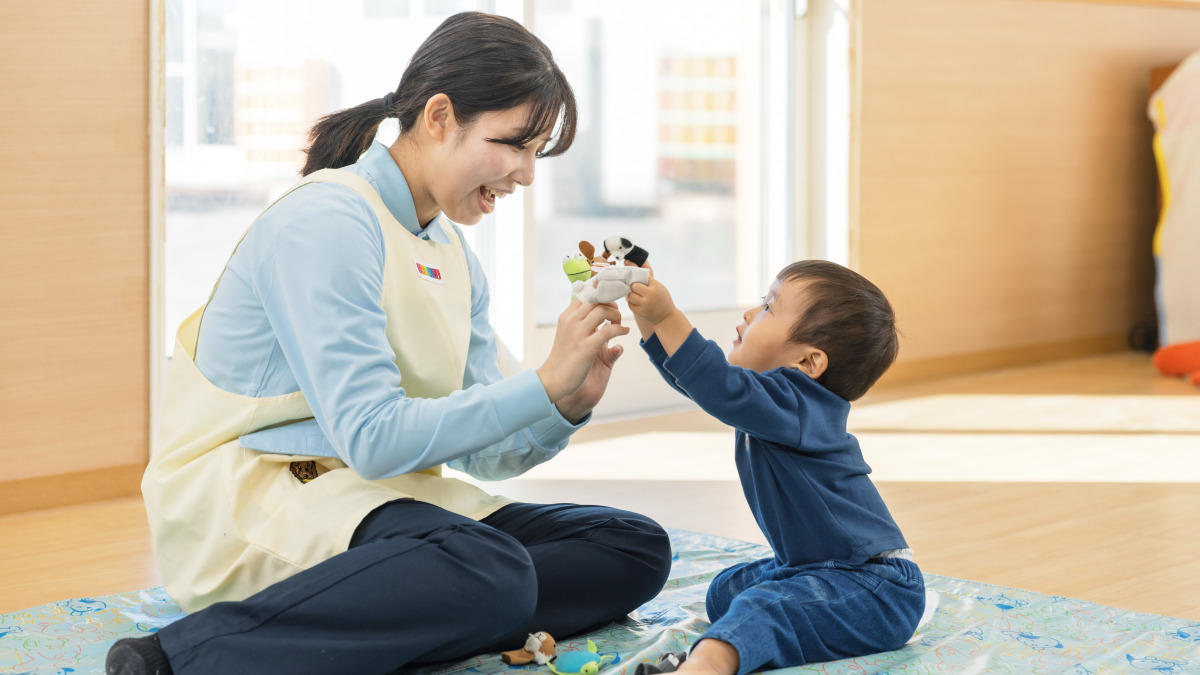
554;334;624;424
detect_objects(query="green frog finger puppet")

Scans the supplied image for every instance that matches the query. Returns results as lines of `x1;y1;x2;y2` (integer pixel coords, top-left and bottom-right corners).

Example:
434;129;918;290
563;252;593;285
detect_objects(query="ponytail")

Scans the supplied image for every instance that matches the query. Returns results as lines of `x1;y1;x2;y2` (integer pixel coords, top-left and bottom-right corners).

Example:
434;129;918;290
301;96;394;176
301;11;577;177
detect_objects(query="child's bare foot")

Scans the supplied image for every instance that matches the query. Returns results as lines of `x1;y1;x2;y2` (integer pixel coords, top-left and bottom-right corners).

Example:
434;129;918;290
674;639;739;675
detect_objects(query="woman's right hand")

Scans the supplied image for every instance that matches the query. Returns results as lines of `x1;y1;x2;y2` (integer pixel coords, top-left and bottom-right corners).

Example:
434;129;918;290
536;298;629;403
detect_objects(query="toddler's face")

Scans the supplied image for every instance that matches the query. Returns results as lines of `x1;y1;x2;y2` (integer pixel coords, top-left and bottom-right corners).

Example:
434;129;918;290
728;277;816;373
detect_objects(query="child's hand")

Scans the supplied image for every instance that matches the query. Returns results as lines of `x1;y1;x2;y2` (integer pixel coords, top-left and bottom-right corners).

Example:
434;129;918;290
626;264;693;357
626;268;677;325
623;262;656;340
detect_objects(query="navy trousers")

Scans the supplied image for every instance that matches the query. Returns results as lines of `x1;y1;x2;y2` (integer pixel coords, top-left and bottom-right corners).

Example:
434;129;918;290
157;500;673;675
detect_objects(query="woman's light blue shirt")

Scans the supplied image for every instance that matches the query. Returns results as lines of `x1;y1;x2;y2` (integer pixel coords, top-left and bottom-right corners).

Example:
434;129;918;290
192;142;580;481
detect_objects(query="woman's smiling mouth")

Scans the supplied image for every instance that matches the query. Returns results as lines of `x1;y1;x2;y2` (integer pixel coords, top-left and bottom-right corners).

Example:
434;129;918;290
478;186;508;214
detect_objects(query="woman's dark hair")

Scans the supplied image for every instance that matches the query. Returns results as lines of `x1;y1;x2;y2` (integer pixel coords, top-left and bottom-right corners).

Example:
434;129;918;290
778;260;899;401
301;11;577;176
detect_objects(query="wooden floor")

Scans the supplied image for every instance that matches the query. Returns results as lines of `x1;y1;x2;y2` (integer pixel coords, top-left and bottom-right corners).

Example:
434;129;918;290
2;351;1198;621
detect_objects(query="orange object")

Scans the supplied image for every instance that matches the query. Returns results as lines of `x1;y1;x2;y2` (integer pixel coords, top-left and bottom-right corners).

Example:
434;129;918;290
1153;340;1200;381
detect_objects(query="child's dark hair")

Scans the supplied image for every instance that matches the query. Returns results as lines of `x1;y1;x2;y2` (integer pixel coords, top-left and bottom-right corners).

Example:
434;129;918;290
778;260;899;401
302;11;577;176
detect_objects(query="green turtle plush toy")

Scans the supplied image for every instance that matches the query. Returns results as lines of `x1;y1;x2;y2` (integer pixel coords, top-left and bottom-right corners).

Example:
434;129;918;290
546;639;614;675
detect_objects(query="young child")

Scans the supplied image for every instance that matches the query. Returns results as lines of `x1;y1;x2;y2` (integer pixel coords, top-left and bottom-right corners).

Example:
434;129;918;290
626;260;926;675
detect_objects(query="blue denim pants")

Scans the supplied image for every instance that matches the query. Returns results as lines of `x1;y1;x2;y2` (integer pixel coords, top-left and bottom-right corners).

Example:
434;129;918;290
158;500;672;675
703;556;926;674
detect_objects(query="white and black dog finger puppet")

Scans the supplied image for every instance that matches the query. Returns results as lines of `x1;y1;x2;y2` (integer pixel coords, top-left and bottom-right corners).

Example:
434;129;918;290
603;236;649;267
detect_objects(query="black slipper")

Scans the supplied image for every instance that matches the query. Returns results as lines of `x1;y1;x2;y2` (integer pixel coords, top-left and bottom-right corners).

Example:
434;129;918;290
633;651;688;675
105;633;174;675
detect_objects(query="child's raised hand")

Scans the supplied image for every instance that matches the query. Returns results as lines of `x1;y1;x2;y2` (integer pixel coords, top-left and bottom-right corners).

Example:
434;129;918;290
626;268;678;326
626;265;692;356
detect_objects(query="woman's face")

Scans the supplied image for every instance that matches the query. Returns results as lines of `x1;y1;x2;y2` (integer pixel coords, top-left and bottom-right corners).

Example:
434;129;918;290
430;102;549;226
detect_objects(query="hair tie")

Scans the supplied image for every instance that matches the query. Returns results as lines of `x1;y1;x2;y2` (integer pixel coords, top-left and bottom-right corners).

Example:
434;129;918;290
382;92;394;116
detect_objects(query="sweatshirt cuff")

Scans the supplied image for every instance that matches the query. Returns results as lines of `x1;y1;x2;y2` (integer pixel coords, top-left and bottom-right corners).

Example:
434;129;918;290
640;334;668;360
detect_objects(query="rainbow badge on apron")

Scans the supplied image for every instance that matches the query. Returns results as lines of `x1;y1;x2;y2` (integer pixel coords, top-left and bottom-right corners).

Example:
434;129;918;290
415;261;443;284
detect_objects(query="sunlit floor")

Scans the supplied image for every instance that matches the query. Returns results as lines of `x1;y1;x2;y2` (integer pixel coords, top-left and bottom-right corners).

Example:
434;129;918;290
2;351;1197;621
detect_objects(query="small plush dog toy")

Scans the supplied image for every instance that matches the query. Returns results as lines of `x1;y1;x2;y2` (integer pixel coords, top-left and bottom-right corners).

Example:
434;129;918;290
562;237;650;303
502;631;557;666
579;240;613;274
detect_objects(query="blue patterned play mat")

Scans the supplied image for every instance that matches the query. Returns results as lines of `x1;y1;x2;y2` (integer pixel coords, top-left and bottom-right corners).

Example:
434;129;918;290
2;530;1198;674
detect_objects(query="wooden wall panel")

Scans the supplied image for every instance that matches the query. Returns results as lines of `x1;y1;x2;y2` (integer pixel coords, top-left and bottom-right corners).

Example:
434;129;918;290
856;0;1200;379
0;3;149;510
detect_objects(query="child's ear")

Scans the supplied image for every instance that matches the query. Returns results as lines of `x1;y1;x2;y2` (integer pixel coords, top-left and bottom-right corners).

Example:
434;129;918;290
795;346;827;379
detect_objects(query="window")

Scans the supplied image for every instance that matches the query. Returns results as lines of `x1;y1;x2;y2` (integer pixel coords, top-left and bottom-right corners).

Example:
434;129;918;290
527;1;744;325
161;0;796;420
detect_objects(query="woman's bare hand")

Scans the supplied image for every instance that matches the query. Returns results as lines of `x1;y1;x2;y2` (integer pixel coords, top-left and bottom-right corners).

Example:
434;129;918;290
536;298;629;404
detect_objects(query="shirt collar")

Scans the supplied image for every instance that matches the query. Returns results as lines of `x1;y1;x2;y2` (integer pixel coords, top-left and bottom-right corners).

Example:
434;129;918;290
357;141;447;243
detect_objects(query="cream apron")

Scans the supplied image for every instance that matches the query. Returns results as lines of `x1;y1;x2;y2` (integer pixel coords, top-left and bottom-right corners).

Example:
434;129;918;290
143;169;511;612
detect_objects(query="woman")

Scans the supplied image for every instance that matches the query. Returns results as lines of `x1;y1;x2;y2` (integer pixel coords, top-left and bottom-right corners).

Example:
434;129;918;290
108;12;672;675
